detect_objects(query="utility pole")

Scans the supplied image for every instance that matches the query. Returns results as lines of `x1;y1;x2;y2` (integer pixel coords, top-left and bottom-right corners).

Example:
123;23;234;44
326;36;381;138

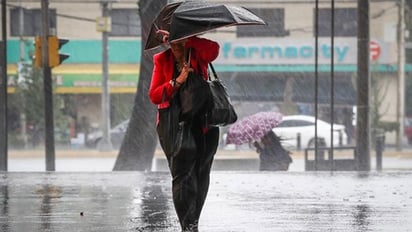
19;3;28;148
356;0;371;171
42;0;55;171
396;0;405;151
0;0;8;171
99;0;113;151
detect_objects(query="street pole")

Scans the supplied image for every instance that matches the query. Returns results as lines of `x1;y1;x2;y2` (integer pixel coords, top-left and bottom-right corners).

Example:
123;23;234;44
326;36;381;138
0;0;8;171
42;0;55;171
99;1;113;151
396;0;405;151
19;3;28;148
356;0;371;171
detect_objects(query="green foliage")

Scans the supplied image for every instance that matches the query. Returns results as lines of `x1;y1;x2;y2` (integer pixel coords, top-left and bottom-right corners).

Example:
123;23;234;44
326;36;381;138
111;94;135;126
7;133;26;149
11;61;72;147
378;121;399;132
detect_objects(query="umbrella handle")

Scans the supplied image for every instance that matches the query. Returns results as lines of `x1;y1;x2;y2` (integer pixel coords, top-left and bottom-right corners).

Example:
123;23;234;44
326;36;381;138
187;48;191;67
156;29;170;43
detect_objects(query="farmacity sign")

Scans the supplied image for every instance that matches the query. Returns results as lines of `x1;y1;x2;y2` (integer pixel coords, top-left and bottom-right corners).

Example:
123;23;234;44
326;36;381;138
215;38;388;65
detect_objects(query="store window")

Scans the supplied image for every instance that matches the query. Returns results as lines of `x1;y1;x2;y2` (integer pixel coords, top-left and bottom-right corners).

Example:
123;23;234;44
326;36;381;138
315;8;357;37
237;8;289;37
10;8;57;36
110;9;140;36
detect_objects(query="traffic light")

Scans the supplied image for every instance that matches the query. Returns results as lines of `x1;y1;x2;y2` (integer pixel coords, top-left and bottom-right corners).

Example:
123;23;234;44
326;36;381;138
48;36;70;68
34;36;42;68
33;36;70;68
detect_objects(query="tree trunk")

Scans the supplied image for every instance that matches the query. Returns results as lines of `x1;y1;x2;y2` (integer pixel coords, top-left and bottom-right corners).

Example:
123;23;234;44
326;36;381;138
113;0;167;171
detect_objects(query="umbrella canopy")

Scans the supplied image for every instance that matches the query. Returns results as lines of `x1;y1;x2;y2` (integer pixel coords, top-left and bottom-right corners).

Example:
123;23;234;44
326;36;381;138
145;2;181;51
145;1;266;50
226;111;283;145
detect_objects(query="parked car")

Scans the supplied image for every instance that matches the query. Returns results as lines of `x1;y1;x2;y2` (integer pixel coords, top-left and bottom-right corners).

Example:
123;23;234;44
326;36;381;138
405;117;412;144
86;119;129;149
272;115;348;149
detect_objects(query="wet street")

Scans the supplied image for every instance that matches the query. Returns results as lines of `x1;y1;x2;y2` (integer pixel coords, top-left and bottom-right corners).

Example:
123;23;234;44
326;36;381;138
0;171;411;232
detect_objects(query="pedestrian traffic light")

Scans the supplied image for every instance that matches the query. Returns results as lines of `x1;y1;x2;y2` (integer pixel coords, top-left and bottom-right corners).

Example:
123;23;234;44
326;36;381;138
34;36;42;68
48;36;70;68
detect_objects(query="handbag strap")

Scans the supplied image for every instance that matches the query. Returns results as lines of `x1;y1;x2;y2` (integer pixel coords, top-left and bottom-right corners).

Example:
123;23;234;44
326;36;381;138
208;63;219;81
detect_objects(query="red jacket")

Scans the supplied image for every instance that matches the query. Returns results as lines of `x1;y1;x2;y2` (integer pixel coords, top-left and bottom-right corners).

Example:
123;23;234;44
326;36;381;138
148;37;219;111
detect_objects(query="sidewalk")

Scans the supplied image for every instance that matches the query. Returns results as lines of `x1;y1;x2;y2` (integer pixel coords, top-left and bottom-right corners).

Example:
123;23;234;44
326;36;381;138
6;148;412;172
0;171;411;232
8;147;412;159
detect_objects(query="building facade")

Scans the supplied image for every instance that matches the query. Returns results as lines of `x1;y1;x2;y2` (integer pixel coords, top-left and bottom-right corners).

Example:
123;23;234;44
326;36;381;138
2;0;408;144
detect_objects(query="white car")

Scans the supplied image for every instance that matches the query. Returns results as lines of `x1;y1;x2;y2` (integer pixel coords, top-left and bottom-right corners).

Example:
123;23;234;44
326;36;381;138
86;119;129;149
272;115;348;149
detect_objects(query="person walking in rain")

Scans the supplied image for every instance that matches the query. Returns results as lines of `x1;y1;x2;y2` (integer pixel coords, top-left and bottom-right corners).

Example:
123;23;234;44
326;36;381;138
149;29;220;231
254;131;293;171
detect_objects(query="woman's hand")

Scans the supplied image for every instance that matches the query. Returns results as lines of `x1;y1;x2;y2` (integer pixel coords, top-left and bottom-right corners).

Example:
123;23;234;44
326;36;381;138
176;63;193;86
156;30;170;43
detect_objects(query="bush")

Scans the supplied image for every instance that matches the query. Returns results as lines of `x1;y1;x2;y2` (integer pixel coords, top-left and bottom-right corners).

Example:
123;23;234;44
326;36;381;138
8;132;26;149
378;121;399;132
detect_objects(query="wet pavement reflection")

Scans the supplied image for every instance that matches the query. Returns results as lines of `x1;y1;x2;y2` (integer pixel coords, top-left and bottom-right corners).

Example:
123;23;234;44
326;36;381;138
0;172;411;232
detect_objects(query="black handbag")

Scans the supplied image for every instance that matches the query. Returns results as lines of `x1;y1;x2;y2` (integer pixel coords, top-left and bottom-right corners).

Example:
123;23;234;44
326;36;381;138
157;88;197;157
179;49;213;121
171;121;196;157
206;63;238;127
157;89;181;157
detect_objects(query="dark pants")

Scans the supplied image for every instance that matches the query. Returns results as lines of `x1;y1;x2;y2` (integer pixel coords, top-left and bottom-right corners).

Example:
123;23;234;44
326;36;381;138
157;115;219;231
259;145;292;171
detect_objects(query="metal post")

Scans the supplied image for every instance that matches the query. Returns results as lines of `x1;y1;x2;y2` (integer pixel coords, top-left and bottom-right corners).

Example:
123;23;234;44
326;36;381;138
99;1;113;151
396;0;405;151
42;0;55;171
330;0;335;165
356;0;371;171
375;131;384;171
19;3;28;148
19;4;25;61
314;0;319;170
0;0;8;171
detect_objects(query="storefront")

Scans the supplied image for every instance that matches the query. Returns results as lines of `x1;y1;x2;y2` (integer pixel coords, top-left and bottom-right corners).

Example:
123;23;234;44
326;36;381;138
6;36;399;131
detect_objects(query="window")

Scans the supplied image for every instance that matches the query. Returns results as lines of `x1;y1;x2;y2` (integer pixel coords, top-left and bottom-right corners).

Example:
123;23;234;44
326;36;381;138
278;120;313;128
237;8;289;37
10;8;56;36
315;8;357;37
110;9;140;36
294;120;314;127
277;121;292;127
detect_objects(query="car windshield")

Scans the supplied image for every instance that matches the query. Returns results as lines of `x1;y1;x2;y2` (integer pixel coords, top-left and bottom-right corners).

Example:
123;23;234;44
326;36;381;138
278;120;314;127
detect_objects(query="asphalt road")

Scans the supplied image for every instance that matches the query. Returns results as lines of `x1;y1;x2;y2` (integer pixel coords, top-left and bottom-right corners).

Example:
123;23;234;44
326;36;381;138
0;171;411;232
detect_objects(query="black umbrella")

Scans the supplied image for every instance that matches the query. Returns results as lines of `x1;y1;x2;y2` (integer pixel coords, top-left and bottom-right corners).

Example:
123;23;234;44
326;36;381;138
144;2;181;51
144;1;266;50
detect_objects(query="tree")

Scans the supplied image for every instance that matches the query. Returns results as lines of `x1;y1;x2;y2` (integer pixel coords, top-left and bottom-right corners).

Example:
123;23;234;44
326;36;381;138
113;0;168;171
10;52;71;148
